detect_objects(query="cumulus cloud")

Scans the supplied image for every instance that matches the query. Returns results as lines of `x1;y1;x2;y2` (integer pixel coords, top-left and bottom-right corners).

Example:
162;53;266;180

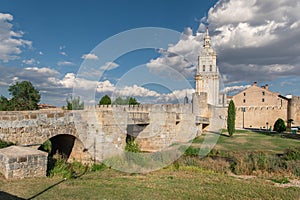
202;0;300;83
81;53;99;60
0;12;32;62
22;58;39;65
148;0;300;88
146;27;200;78
57;61;75;66
114;85;161;97
224;84;251;96
99;62;119;71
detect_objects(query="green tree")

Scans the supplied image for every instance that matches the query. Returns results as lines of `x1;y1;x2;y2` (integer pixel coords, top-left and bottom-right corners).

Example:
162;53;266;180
227;100;236;137
273;118;286;133
8;81;41;111
66;96;84;110
113;96;140;105
128;97;140;105
99;95;111;105
0;96;10;111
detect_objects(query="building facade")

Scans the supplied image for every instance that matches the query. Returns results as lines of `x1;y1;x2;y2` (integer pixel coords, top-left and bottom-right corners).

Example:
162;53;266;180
195;28;221;106
232;82;300;129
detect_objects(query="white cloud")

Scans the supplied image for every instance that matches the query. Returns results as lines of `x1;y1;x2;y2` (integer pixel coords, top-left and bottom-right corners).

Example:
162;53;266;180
157;88;195;103
24;67;60;76
114;84;161;97
224;85;251;95
100;62;119;71
81;53;99;60
96;80;115;93
22;58;39;65
0;12;32;62
146;27;201;78
60;51;67;56
57;61;75;66
147;0;300;85
38;51;44;55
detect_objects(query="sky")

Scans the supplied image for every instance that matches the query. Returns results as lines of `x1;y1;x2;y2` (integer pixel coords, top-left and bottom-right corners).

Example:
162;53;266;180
0;0;300;106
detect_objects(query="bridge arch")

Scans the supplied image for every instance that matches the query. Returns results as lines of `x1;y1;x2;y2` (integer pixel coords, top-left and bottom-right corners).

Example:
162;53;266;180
39;134;91;163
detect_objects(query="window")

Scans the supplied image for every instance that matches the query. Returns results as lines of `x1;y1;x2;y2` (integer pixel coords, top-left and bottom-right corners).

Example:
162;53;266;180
203;65;205;72
262;98;265;102
243;99;246;103
210;65;212;72
262;91;265;95
243;92;246;96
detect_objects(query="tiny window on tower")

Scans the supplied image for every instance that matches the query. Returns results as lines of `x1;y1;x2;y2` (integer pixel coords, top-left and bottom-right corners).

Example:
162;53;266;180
243;99;246;103
203;65;205;72
262;91;265;95
243;92;246;96
210;65;212;72
262;98;265;102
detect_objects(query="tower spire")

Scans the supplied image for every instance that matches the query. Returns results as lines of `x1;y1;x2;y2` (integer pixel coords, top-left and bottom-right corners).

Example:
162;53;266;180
203;26;211;48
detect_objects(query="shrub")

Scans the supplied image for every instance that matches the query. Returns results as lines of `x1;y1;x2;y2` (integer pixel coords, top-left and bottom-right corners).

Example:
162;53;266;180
282;147;300;161
125;139;140;153
39;140;52;153
0;140;14;149
47;154;88;178
92;163;107;172
182;146;200;156
273;118;286;133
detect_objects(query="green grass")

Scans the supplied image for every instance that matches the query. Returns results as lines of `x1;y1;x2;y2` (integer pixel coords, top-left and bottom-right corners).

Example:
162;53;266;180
0;168;299;200
192;130;300;153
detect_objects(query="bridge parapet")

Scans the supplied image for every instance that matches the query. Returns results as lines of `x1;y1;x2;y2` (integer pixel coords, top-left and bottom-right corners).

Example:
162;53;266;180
195;116;210;125
127;112;150;125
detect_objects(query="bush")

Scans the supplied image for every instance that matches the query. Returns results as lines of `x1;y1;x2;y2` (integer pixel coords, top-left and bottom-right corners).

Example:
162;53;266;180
92;163;107;172
125;139;140;153
273;118;286;133
0;140;14;149
39;140;52;153
282;147;300;161
185;146;200;156
47;154;88;178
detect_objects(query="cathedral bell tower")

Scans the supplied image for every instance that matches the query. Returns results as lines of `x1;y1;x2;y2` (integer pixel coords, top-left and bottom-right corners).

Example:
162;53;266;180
195;27;220;106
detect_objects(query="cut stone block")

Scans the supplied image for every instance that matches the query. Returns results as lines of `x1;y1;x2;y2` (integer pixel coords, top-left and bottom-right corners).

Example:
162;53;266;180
0;146;48;179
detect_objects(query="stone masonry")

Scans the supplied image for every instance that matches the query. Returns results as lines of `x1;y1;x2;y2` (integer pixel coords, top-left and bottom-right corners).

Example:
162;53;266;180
0;146;47;179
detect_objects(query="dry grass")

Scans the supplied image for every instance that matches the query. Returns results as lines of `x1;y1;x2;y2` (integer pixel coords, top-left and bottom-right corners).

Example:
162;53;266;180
0;168;299;200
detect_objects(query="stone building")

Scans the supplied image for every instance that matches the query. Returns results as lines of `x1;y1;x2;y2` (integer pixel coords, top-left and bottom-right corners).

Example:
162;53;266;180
194;27;225;106
232;82;300;129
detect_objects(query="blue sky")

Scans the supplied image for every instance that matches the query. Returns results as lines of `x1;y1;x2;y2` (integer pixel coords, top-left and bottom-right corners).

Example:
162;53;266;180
1;0;300;106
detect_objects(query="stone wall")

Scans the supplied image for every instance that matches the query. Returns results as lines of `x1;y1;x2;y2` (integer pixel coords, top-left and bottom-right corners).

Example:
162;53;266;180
235;106;287;129
0;102;215;163
290;96;300;126
0;146;47;179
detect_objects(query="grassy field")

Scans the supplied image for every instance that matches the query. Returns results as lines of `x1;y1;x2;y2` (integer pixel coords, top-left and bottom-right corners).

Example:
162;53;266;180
0;130;300;200
192;130;300;153
0;167;300;200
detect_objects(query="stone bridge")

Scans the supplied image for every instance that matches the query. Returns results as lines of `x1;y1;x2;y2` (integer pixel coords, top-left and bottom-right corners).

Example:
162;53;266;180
0;103;216;163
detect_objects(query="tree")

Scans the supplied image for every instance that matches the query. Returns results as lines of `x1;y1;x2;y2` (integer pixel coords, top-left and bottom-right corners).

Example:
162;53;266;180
99;95;111;105
0;96;10;111
273;118;286;133
128;97;139;105
8;81;40;111
112;96;140;105
227;100;236;137
66;96;84;110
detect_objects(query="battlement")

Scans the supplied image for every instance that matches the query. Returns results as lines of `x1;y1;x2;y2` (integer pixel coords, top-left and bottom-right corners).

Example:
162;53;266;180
84;103;194;113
